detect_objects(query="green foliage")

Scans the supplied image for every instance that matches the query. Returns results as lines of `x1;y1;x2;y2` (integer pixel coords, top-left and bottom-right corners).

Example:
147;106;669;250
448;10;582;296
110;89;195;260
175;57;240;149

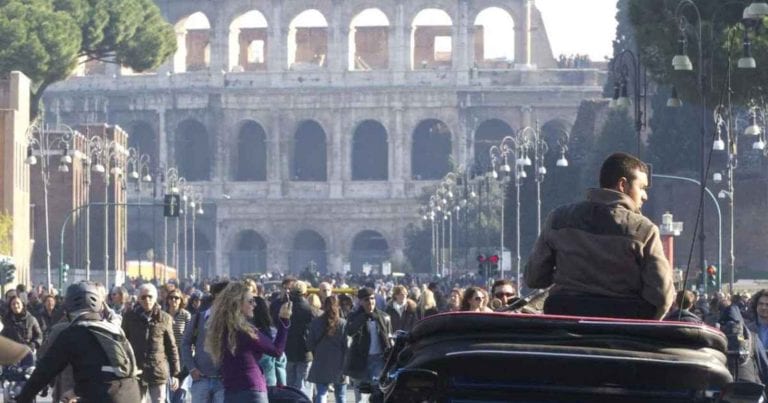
0;211;11;255
604;0;636;97
583;109;640;189
0;0;176;116
629;0;766;107
646;86;701;175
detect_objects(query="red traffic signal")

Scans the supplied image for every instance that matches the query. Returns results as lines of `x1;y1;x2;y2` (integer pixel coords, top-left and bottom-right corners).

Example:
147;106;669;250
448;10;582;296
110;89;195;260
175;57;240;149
488;255;499;264
477;254;486;263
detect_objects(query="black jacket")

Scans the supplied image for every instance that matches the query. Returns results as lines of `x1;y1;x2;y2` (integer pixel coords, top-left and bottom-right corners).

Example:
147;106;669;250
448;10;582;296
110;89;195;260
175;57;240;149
122;304;180;385
285;294;315;362
344;307;392;380
385;299;418;333
17;317;141;403
37;307;65;335
1;310;43;350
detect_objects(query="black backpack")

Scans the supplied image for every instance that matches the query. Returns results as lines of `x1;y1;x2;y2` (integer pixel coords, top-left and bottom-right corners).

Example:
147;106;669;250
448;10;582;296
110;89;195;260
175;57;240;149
71;319;138;379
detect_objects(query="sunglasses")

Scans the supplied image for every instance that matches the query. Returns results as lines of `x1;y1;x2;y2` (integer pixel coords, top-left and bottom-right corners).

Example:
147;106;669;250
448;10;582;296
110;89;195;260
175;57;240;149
168;296;181;301
495;292;516;298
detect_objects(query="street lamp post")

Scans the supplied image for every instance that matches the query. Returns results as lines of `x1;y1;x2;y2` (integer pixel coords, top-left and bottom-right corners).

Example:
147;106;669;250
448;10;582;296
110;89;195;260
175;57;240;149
190;195;204;280
126;148;152;280
609;49;648;157
163;168;181;283
26;123;74;289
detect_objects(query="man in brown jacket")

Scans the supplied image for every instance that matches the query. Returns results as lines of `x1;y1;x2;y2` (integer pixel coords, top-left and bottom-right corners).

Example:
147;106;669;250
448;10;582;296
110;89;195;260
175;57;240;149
525;152;675;320
122;283;180;403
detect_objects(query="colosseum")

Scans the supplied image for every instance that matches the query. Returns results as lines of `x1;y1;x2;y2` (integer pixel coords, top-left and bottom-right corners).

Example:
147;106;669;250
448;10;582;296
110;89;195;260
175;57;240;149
43;0;606;278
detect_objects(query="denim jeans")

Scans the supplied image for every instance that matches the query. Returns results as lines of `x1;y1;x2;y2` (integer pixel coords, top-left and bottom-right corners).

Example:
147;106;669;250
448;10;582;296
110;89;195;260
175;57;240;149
286;361;312;397
315;382;347;403
223;389;269;403
353;354;384;403
190;377;225;403
140;383;167;403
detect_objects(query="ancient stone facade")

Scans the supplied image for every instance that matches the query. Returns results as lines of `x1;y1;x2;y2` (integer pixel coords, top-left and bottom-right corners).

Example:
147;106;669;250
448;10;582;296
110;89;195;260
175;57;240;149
43;0;606;277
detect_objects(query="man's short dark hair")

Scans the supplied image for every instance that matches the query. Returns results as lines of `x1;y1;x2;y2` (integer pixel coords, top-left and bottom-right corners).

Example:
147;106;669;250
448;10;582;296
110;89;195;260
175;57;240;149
599;152;649;188
491;279;515;295
210;281;230;299
750;289;768;315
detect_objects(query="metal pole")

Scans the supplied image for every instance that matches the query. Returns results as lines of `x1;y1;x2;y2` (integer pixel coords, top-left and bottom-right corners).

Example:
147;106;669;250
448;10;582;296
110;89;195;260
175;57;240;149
515;169;522;288
41;165;52;289
85;168;91;281
651;174;722;276
728;165;735;294
183;209;189;280
192;212;197;281
440;215;446;277
448;211;453;281
175;215;180;278
500;180;504;279
104;171;110;290
163;217;168;283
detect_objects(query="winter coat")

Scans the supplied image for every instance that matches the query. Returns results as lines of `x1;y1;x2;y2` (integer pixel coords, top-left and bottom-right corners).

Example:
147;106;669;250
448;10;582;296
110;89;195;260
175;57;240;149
284;294;315;362
344;307;392;380
122;304;180;385
17;313;141;403
306;315;347;384
257;327;287;387
385;299;418;333
1;310;43;350
37;307;64;336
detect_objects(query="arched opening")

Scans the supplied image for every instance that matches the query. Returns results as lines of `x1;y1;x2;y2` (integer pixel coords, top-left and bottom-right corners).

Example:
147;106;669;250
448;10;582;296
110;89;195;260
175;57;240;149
412;119;452;180
411;9;453;69
474;119;513;171
349;8;390;71
229;230;268;276
350;230;390;273
291;230;327;273
473;7;515;68
188;229;213;279
176;119;211;181
352;120;388;180
174;12;211;73
292;120;327;181
234;120;267;181
228;10;269;72
288;9;328;69
128;121;157;167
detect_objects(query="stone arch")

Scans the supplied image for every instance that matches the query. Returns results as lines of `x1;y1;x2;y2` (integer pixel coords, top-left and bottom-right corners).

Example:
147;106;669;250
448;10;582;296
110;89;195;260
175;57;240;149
349;8;390;71
187;229;213;279
352;120;388;181
411;8;453;70
127;121;157;168
292;120;327;181
350;230;390;273
291;230;327;273
234;120;267;181
174;12;211;73
288;9;328;69
473;7;515;68
229;230;268;276
474;119;513;171
228;10;269;72
412;119;452;180
175;119;211;181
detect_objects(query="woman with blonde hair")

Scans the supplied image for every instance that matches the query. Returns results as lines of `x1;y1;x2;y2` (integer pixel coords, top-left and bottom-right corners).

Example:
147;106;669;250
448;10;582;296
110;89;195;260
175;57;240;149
417;288;439;319
205;281;293;403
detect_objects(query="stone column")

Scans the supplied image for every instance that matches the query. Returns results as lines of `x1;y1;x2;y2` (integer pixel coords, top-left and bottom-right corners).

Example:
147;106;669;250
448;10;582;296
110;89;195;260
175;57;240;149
268;0;285;85
158;107;169;169
390;105;406;197
392;2;408;84
455;0;470;84
268;108;283;198
329;2;348;78
210;18;228;74
329;111;343;198
214;219;224;277
523;0;534;67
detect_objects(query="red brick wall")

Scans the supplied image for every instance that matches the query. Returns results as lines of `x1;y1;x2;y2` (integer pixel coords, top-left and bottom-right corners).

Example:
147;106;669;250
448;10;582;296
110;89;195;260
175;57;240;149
239;28;268;71
295;28;328;66
186;30;210;71
413;26;452;68
354;26;389;69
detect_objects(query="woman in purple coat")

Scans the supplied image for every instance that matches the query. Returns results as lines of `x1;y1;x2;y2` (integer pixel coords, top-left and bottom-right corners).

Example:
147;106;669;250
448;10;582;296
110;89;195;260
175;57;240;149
205;281;293;403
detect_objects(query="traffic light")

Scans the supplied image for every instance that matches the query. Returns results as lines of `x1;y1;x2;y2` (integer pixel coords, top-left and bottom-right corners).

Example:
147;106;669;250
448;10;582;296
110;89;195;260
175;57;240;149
0;264;15;285
60;264;70;284
706;265;718;290
477;254;486;275
164;194;181;218
488;255;500;276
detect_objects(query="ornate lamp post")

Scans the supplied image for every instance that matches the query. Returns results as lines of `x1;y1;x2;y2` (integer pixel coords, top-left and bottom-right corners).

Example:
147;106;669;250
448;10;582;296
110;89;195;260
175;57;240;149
26;123;74;288
126;148;152;279
609;49;648;157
